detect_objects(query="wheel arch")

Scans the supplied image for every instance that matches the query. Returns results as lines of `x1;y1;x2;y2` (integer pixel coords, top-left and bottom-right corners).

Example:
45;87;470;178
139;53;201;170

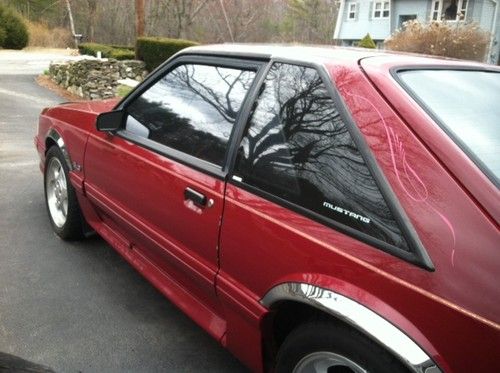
261;282;442;373
45;128;73;171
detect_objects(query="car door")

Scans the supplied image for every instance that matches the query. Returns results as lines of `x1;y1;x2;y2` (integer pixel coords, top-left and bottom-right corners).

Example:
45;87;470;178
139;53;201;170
83;56;261;332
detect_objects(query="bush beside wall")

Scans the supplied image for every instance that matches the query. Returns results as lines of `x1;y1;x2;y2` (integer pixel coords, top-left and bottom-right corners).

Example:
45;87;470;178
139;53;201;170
136;37;198;71
0;27;6;46
0;5;29;49
78;43;135;60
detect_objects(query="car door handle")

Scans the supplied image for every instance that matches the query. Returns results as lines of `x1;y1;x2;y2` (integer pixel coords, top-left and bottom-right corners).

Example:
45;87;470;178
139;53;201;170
184;187;207;207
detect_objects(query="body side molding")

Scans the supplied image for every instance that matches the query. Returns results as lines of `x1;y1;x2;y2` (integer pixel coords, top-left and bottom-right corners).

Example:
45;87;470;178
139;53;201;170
46;128;73;171
261;282;441;373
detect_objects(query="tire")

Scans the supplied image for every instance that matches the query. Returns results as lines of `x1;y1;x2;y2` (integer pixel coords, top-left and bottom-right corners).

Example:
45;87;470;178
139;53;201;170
275;320;409;373
44;146;84;240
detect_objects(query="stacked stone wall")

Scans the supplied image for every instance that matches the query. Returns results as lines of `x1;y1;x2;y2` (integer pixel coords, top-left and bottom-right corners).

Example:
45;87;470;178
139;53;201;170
48;59;147;100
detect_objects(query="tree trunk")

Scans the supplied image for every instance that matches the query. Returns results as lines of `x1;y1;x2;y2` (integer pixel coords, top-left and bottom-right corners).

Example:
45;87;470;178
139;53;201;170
64;0;78;48
87;0;97;42
135;0;146;58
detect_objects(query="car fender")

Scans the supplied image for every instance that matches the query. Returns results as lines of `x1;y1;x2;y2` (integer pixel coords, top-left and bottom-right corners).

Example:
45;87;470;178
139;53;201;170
46;128;73;171
260;275;445;373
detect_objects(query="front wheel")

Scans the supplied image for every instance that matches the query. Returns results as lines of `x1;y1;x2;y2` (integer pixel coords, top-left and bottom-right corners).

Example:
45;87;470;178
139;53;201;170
44;146;84;240
275;321;408;373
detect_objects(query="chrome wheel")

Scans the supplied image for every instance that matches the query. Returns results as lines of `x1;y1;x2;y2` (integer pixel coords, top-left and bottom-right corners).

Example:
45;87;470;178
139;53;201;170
46;157;68;228
293;352;367;373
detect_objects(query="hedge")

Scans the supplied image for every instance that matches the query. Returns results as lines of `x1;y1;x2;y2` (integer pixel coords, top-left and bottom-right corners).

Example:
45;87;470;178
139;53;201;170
0;5;29;49
0;27;6;47
78;42;135;60
136;37;198;71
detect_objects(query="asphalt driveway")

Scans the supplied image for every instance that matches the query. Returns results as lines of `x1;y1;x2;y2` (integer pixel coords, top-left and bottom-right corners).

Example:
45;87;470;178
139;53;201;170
0;50;246;372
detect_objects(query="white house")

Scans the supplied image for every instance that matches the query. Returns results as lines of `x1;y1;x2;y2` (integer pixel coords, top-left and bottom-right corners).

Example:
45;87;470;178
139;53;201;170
333;0;500;64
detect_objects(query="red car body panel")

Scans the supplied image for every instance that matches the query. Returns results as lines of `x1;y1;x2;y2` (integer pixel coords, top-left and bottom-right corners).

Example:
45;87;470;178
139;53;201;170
83;130;227;339
35;47;500;373
359;56;500;224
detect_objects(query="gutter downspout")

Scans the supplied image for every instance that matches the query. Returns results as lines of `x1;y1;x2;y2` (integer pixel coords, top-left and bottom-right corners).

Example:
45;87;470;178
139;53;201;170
488;0;498;63
334;0;346;42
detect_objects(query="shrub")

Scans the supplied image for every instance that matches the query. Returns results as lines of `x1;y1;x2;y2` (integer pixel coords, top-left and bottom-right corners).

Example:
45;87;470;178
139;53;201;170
0;27;6;47
78;42;112;56
385;20;491;62
110;45;135;51
136;37;199;71
357;33;376;49
109;49;136;60
78;42;135;60
0;5;29;49
27;21;72;48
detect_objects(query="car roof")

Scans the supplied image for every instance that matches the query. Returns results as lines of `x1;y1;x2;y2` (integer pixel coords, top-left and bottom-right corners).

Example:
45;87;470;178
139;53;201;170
183;43;381;65
182;43;498;70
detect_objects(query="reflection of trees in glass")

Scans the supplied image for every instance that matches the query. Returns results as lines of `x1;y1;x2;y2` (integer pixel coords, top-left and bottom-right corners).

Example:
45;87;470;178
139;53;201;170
127;64;255;166
236;63;408;250
168;65;255;127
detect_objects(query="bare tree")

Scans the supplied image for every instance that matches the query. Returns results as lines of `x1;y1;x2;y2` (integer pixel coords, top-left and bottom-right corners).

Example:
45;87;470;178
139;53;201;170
86;0;97;42
171;0;210;38
9;0;340;46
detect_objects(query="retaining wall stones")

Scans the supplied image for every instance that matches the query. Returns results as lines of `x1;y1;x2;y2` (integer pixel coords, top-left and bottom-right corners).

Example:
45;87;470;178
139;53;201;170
48;58;147;100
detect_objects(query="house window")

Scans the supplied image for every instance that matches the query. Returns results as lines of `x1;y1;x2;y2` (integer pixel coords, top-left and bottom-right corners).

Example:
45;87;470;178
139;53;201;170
399;14;417;27
458;0;468;20
373;1;390;19
431;0;468;21
431;0;442;20
347;2;357;20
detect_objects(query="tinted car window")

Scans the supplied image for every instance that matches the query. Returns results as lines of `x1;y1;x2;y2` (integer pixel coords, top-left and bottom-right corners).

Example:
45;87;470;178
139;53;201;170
234;63;409;250
398;69;500;185
127;64;256;166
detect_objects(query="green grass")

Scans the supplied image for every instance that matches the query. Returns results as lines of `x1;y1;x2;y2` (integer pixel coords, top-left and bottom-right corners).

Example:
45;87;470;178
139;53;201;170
116;85;133;97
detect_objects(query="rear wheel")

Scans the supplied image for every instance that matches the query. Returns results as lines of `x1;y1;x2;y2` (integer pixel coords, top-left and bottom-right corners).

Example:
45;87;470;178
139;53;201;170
275;321;408;373
44;146;84;240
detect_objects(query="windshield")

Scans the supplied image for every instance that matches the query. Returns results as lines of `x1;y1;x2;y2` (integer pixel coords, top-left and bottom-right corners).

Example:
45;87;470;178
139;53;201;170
398;69;500;186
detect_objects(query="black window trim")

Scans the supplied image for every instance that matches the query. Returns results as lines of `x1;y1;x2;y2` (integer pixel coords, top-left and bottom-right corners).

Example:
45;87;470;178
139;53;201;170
227;58;434;270
113;54;267;180
390;65;500;189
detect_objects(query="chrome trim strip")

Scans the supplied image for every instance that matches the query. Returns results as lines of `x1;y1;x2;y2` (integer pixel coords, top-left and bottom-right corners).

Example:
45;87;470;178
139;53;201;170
46;129;72;171
261;283;441;373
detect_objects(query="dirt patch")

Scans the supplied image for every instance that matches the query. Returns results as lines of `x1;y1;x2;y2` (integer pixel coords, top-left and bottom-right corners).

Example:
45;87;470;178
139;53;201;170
36;75;86;102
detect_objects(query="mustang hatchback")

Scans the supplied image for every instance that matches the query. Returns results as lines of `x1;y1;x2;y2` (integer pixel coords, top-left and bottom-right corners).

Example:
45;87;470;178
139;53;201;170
35;45;500;373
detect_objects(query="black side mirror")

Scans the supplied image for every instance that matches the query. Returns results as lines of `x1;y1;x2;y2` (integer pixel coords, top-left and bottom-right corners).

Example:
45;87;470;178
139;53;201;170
96;110;124;133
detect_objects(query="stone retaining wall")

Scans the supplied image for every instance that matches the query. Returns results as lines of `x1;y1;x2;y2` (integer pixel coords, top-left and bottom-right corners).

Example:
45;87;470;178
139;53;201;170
48;59;147;100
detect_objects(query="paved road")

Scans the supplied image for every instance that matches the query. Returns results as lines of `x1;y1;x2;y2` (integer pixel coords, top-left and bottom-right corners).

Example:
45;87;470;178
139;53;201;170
0;49;87;75
0;52;246;372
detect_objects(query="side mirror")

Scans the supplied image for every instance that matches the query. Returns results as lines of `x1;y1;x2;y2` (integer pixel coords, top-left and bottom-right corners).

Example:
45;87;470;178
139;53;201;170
96;110;124;133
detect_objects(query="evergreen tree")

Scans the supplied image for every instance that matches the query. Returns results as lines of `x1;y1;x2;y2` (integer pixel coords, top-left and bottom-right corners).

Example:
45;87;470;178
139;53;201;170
357;33;376;49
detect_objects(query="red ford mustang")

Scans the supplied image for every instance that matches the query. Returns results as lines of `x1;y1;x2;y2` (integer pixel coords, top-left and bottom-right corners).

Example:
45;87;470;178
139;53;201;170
35;45;499;373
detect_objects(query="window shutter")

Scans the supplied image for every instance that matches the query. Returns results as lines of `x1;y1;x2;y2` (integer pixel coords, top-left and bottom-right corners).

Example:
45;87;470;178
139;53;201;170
356;2;360;21
368;2;373;21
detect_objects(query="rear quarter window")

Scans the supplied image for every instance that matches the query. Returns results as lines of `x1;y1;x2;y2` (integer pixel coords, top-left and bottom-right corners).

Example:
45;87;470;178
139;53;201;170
233;62;411;252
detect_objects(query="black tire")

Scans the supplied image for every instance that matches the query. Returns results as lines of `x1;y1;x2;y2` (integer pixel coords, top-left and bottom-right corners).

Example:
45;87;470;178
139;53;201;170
275;320;409;373
44;146;84;240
